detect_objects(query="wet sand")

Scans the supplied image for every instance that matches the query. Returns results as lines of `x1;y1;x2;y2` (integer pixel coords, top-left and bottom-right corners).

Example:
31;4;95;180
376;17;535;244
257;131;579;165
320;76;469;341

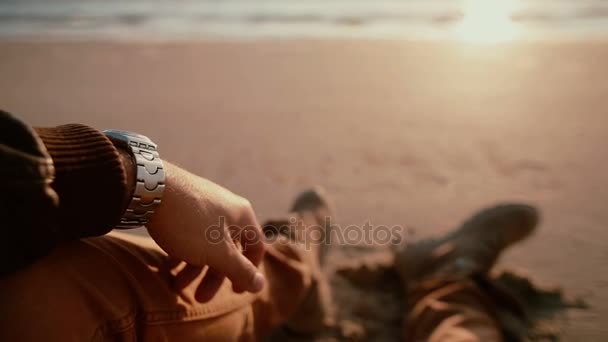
1;39;606;340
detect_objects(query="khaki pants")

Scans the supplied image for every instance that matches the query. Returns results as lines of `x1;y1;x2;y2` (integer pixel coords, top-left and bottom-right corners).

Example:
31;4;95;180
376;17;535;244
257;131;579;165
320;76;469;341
0;229;319;341
405;280;504;341
0;229;502;341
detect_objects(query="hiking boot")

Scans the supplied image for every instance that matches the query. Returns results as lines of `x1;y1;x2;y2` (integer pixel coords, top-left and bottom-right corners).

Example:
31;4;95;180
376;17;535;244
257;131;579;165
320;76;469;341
394;203;539;287
289;186;334;265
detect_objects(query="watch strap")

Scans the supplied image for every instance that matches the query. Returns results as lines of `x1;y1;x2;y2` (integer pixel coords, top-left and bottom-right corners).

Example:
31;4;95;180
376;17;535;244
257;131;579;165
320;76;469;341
104;130;165;228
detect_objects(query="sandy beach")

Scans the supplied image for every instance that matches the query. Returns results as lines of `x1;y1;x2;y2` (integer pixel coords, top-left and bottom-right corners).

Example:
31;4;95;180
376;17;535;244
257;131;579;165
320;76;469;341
1;39;606;340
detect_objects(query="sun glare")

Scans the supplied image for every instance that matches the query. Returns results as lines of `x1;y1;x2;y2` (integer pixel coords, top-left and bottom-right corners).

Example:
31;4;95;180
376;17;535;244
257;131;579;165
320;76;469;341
453;0;521;43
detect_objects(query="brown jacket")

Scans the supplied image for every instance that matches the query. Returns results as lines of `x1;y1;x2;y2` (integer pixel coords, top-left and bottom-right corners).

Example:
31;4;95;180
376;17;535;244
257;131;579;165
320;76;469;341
0;110;128;275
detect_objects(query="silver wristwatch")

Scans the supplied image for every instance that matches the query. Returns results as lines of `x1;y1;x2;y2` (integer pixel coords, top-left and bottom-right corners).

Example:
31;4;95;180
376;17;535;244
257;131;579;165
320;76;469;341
103;130;165;228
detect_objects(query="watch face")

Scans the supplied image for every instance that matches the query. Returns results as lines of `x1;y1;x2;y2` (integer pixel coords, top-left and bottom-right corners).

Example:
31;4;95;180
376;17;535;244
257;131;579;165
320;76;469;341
103;129;150;142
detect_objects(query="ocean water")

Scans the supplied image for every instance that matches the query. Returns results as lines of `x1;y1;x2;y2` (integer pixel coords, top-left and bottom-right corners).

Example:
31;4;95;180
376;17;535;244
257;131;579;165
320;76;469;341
1;0;608;41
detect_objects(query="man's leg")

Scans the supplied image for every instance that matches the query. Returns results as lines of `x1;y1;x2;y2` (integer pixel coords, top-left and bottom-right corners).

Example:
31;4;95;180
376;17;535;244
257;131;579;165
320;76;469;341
395;204;539;342
0;190;333;341
404;279;503;341
261;188;334;337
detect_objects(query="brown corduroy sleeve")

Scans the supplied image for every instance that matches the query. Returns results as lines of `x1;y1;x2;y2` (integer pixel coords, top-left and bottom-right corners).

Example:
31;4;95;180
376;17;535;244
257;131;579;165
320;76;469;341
34;124;129;239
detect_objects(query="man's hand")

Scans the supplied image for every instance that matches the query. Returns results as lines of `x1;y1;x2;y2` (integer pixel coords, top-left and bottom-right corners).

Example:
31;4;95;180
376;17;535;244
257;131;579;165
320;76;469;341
146;162;266;302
